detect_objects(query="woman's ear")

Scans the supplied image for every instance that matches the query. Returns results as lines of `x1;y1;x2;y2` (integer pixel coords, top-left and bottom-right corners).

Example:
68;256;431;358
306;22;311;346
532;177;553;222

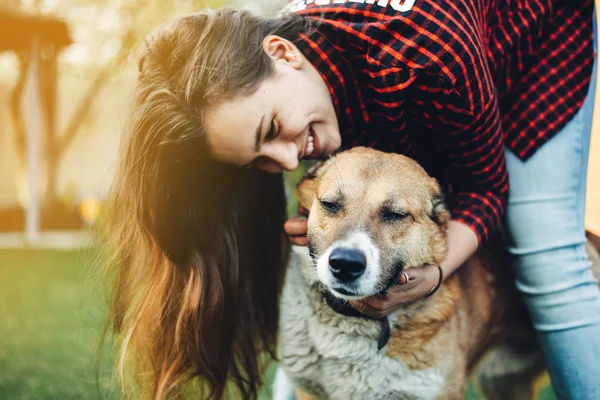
262;35;302;68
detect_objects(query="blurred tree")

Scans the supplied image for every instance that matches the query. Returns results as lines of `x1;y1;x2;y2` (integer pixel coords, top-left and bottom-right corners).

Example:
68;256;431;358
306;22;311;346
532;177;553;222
7;0;231;208
4;6;71;227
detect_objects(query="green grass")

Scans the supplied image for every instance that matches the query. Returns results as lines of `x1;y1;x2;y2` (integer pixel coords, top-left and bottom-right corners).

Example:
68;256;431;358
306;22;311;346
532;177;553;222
0;249;117;399
0;249;556;399
0;248;277;400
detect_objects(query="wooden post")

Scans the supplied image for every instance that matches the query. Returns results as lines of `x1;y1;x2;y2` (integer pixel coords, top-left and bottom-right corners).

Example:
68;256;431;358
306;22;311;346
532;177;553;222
23;38;41;241
42;43;58;205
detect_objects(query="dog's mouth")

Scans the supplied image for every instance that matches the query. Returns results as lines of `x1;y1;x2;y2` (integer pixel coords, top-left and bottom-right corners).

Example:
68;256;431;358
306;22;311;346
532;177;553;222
320;286;366;318
329;285;360;297
325;283;373;301
320;259;405;301
381;261;404;293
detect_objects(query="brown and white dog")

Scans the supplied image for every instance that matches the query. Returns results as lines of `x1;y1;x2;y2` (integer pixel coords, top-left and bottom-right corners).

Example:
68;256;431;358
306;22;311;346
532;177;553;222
277;147;600;400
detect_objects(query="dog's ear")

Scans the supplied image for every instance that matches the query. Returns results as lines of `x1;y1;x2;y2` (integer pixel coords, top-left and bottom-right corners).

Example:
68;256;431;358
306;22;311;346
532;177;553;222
428;178;450;226
296;160;330;211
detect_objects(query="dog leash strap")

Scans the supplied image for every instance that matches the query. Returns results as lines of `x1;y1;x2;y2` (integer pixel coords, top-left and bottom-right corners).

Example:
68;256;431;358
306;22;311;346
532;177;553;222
377;317;391;350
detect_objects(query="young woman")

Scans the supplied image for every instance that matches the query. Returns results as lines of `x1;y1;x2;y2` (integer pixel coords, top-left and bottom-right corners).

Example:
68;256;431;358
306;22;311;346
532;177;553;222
101;1;600;399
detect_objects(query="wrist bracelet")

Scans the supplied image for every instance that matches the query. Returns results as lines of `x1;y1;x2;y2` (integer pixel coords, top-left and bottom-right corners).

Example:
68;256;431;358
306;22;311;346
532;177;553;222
424;265;443;298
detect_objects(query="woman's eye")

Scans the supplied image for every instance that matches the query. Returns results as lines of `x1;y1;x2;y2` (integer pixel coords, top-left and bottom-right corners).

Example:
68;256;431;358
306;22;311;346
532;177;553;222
381;210;409;222
265;120;278;141
320;200;341;214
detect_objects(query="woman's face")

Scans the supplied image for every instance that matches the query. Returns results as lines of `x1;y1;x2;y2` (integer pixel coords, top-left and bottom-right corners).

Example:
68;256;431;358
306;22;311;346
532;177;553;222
205;36;341;174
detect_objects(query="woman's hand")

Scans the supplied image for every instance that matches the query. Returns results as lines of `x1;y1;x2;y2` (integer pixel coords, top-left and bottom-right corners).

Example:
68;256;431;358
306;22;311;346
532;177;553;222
284;208;309;246
349;264;443;319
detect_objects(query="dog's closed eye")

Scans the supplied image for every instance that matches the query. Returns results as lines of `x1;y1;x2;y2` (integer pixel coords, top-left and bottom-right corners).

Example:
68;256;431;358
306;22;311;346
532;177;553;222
380;209;409;222
320;199;342;214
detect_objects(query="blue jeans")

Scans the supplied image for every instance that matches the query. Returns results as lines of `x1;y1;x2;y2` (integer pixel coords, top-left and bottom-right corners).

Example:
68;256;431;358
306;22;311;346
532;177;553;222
503;16;600;399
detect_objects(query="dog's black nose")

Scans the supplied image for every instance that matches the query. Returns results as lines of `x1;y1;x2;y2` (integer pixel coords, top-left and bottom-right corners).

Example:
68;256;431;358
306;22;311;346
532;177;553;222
329;248;367;282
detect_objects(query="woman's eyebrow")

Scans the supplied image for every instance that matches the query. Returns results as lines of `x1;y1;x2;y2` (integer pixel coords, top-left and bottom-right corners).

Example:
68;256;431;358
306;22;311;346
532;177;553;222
254;115;265;152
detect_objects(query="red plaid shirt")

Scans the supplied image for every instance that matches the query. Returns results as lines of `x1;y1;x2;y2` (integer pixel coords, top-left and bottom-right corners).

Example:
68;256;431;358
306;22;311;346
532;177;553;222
286;0;595;244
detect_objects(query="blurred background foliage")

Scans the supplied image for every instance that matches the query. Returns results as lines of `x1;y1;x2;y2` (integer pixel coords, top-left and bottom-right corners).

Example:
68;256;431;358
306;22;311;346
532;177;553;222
0;0;235;214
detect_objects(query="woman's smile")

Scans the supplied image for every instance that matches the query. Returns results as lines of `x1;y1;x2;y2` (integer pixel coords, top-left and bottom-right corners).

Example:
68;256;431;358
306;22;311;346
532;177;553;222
303;126;322;160
204;35;341;173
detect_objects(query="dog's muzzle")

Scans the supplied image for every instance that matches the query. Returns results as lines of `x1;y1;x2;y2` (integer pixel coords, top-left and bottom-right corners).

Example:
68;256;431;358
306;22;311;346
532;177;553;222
329;248;367;282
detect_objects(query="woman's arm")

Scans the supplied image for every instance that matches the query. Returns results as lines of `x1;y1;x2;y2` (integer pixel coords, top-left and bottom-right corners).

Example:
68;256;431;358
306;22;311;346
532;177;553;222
352;1;508;315
441;220;479;275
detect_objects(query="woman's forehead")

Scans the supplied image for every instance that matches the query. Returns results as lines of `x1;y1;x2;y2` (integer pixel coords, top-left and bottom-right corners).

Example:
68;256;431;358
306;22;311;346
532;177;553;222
204;92;268;165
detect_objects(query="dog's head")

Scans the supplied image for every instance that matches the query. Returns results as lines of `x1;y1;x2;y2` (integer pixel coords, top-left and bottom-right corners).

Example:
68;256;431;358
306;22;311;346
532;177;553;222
297;147;450;300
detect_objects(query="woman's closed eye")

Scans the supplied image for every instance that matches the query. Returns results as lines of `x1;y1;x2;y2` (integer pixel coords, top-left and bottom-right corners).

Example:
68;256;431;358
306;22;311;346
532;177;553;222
244;119;279;169
265;119;279;142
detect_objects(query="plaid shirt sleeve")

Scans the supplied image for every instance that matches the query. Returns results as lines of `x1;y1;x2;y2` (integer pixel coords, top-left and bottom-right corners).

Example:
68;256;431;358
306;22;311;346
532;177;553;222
417;43;508;244
431;93;508;246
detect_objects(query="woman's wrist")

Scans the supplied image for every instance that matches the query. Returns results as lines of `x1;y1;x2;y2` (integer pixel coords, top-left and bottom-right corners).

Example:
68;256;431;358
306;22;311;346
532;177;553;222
439;220;479;278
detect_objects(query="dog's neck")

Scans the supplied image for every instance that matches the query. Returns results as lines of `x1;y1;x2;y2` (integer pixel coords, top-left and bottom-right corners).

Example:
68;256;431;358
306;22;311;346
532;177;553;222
321;289;391;350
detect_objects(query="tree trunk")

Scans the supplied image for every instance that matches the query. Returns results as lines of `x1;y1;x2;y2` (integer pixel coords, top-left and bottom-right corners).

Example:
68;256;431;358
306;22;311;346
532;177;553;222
9;51;29;173
9;51;32;208
41;43;58;206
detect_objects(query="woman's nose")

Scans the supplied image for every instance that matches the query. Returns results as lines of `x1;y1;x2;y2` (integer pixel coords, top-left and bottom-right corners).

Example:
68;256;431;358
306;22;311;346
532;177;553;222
277;143;300;171
266;142;299;172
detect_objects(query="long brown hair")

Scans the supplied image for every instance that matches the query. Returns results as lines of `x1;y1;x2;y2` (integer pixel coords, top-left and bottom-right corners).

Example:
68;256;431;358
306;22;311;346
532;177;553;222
100;8;311;399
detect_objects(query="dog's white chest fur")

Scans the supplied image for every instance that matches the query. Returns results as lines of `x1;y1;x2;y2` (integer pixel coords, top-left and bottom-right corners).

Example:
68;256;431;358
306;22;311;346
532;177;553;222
278;247;445;400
